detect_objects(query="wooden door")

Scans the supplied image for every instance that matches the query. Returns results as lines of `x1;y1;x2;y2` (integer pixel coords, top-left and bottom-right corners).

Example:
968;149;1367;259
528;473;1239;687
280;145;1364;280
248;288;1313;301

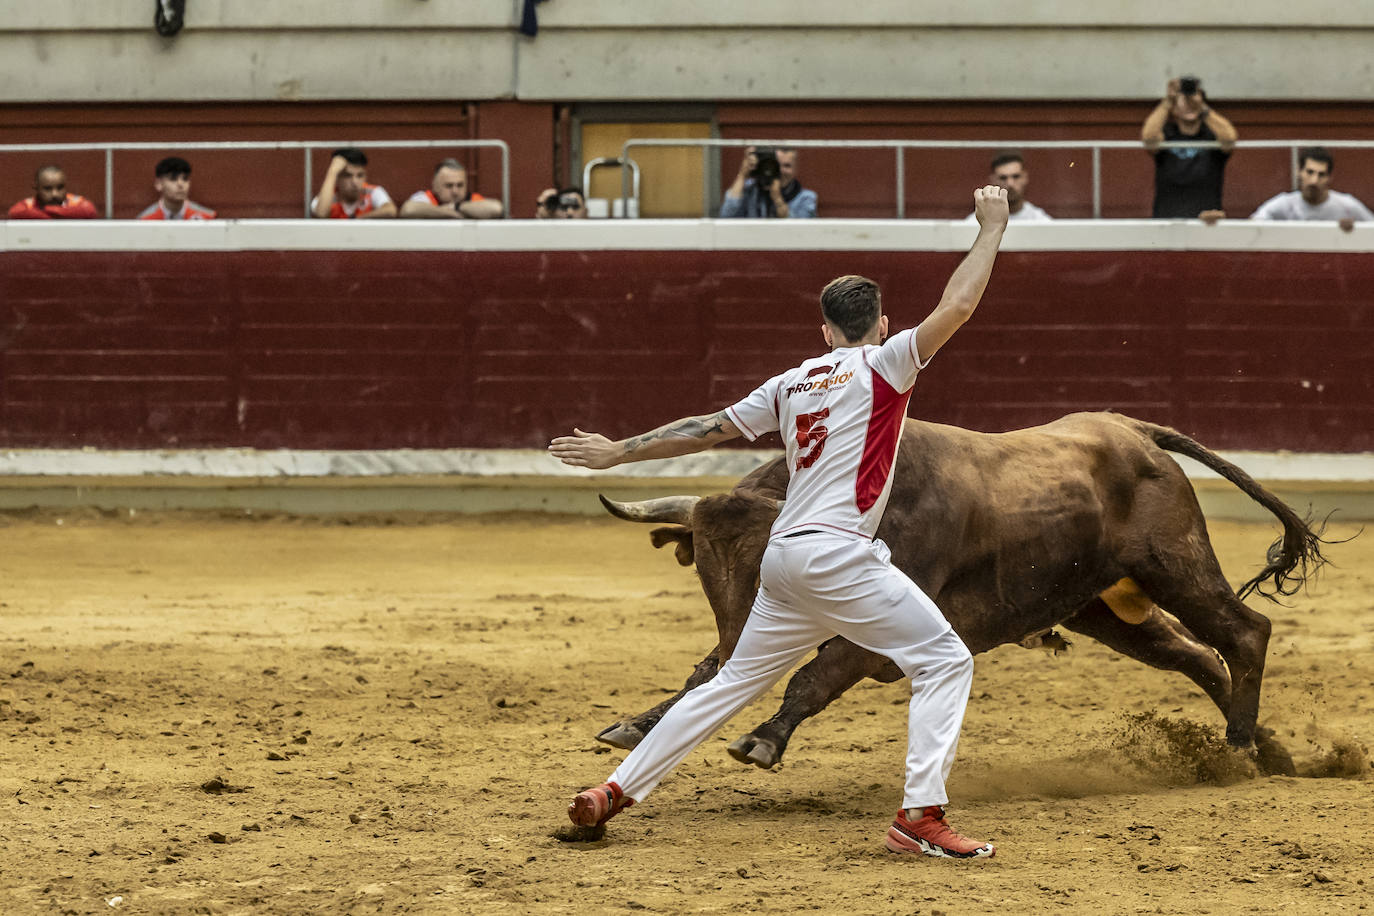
580;121;712;217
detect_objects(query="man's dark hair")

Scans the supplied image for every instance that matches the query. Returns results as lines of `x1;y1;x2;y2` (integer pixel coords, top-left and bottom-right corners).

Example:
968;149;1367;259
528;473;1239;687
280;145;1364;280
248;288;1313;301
434;158;466;175
558;186;585;200
820;275;882;343
1299;146;1334;174
155;156;192;179
333;147;368;167
990;151;1025;172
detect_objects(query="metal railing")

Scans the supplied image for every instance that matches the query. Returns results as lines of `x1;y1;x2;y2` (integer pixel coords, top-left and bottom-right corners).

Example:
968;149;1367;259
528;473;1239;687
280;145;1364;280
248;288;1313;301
0;139;511;219
618;138;1374;219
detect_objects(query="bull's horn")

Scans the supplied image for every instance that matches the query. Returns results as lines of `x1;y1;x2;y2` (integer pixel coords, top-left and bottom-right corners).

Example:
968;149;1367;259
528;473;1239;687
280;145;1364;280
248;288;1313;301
598;494;700;525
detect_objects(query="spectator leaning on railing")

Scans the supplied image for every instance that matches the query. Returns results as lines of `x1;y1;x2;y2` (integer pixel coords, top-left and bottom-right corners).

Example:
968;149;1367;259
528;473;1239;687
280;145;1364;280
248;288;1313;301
399;159;504;220
963;151;1051;222
720;146;817;219
138;157;216;221
1251;147;1373;232
535;187;588;219
7;165;98;220
1142;76;1238;220
311;148;396;219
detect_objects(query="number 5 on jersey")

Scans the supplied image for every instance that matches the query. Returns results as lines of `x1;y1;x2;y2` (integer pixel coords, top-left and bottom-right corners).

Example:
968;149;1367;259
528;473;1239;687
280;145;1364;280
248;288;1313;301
794;409;830;470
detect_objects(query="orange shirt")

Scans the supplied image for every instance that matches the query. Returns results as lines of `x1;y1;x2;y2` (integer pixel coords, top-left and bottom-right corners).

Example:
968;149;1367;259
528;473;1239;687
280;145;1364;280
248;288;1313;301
7;193;98;220
313;183;393;218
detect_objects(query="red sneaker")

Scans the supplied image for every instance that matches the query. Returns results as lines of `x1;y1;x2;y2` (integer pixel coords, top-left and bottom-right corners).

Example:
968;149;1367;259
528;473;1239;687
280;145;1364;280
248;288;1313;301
568;781;634;827
885;806;995;859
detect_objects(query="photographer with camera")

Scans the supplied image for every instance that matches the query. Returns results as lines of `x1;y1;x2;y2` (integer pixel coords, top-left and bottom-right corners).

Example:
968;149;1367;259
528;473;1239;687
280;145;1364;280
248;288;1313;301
1142;75;1239;220
535;186;588;219
720;146;817;219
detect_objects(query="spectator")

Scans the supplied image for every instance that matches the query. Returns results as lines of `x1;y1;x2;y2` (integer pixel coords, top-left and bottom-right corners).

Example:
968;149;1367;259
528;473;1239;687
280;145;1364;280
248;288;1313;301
1142;76;1239;220
963;151;1051;222
720;146;817;219
138;157;216;220
535;186;588;219
1251;147;1373;232
7;165;98;220
399;159;504;219
311;148;396;219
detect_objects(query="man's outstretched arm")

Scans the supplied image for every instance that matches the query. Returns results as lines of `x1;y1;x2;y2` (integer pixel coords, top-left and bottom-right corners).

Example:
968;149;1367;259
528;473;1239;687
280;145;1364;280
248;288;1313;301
913;185;1009;364
549;410;742;470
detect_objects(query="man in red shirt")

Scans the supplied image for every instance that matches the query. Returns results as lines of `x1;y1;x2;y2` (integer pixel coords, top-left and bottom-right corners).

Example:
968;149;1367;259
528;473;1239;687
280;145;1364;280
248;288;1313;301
399;159;504;219
311;147;396;219
138;157;216;220
8;166;98;219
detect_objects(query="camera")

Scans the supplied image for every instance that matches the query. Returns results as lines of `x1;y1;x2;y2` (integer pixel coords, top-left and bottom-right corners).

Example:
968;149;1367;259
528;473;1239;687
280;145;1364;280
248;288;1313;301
1178;76;1201;96
750;148;782;188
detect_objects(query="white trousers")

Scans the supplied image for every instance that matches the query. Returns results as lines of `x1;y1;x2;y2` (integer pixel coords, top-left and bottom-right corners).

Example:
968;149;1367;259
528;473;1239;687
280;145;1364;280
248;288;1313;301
608;533;974;810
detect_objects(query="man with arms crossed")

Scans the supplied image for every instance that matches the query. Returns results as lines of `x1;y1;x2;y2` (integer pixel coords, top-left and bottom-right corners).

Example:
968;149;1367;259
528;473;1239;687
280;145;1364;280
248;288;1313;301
550;186;1010;859
8;165;98;220
399;159;504;219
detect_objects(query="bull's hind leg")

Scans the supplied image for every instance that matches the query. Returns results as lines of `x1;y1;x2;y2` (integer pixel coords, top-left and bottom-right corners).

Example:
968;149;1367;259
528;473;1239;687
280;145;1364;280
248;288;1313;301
596;649;720;750
1062;598;1232;714
1063;597;1295;776
1128;561;1274;751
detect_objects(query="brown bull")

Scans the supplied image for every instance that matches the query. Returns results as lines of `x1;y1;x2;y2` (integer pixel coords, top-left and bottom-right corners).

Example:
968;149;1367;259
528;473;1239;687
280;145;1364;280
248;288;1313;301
595;411;1327;776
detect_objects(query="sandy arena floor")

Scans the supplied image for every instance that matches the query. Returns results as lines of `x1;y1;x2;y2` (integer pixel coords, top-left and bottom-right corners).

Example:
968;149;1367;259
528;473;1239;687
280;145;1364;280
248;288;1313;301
0;508;1370;914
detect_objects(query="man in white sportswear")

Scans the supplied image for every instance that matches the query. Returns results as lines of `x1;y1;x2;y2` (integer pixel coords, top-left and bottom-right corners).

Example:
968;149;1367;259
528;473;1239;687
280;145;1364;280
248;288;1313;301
550;186;1009;859
1251;147;1373;232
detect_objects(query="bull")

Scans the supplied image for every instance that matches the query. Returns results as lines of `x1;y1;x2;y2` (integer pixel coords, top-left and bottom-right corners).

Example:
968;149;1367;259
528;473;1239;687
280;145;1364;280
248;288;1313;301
593;412;1327;776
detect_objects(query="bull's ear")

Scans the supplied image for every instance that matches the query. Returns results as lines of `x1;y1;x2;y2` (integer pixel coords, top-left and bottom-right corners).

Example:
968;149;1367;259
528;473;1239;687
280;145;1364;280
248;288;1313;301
650;525;695;566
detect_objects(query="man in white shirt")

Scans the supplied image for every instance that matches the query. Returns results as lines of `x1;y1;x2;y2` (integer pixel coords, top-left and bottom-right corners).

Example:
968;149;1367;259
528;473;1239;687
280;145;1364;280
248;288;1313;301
553;186;1011;861
964;151;1050;222
1251;147;1373;232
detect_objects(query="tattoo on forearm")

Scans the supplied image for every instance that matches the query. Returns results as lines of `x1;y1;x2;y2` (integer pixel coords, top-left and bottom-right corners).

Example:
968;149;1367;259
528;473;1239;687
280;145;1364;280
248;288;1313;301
624;412;727;454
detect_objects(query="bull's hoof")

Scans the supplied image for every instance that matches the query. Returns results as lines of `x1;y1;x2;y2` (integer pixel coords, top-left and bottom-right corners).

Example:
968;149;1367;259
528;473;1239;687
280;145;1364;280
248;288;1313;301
727;734;781;769
596;722;645;750
1254;726;1298;777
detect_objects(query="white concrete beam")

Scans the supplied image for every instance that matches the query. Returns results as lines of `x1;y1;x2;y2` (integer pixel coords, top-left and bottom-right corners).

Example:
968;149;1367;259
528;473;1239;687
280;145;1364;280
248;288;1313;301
515;28;1374;101
2;2;1374;102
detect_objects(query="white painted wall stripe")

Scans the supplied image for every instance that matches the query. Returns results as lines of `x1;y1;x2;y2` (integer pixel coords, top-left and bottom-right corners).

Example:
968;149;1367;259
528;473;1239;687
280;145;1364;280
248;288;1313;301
5;220;1374;253
0;448;1369;483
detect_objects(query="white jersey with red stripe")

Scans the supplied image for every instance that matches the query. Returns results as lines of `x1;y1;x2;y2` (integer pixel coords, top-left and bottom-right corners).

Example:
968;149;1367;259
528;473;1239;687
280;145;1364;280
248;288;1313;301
726;326;928;541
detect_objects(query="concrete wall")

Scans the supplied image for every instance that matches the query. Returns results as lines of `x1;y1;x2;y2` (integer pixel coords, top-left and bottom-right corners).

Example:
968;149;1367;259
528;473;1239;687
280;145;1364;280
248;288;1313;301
3;1;1374;102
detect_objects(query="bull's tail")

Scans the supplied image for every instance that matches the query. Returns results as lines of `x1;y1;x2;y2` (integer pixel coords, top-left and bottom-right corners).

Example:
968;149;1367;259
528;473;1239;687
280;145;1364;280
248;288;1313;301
1135;419;1332;601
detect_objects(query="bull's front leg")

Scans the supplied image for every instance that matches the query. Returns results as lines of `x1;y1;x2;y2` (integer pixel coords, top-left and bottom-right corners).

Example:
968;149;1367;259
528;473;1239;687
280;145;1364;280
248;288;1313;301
596;648;721;750
727;638;901;769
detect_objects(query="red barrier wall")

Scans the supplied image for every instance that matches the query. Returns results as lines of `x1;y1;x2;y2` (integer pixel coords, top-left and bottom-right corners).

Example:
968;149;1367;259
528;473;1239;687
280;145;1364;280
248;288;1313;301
0;245;1368;452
